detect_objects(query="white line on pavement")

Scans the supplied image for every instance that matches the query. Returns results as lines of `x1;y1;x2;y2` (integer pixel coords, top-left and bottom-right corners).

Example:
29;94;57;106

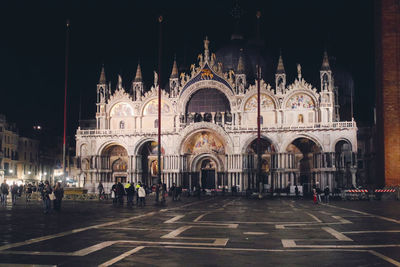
243;232;268;235
332;216;352;224
306;212;322;223
281;240;296;248
322;227;353;241
369;250;400;267
194;213;210;222
98;246;145;267
164;215;185;223
0;199;213;252
324;204;400;224
342;230;400;234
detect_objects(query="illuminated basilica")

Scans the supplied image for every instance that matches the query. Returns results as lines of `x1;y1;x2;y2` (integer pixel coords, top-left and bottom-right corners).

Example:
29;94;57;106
75;37;358;193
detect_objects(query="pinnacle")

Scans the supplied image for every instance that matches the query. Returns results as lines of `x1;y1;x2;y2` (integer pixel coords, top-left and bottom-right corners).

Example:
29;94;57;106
237;49;245;74
321;50;330;70
276;53;285;74
99;65;106;84
134;63;143;82
170;58;178;78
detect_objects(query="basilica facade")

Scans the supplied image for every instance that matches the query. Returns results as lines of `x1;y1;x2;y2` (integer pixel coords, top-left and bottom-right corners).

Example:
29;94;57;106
75;38;357;193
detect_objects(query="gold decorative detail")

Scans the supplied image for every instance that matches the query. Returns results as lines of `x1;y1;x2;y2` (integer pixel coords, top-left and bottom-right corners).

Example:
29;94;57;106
201;69;214;80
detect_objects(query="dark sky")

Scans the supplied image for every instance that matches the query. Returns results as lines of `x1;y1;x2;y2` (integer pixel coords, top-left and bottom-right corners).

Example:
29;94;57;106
0;0;375;140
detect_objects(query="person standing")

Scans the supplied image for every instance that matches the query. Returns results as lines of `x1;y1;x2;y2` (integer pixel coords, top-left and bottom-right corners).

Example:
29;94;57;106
97;182;104;200
116;181;125;206
53;182;64;211
11;182;18;206
0;179;9;206
138;184;146;207
295;185;299;199
111;181;118;206
170;183;176;201
312;187;317;204
125;182;134;207
136;182;141;205
324;186;330;204
42;181;52;214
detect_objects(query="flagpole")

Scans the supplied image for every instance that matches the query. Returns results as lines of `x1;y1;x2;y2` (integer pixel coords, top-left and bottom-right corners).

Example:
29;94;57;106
256;11;262;198
157;15;164;204
63;19;70;184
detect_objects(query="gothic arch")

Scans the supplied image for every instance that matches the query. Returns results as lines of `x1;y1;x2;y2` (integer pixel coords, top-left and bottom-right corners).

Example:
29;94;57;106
139;96;173;117
97;140;130;156
177;80;235;114
133;136;167;155
240;88;279;112
332;138;354;152
281;134;324;153
282;90;319;110
241;135;278;154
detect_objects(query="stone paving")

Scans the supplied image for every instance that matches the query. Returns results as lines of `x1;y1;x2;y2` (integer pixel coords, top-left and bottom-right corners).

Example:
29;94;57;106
0;196;400;266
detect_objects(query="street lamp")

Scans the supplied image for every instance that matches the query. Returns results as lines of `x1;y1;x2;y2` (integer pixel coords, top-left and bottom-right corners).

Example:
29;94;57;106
9;170;13;174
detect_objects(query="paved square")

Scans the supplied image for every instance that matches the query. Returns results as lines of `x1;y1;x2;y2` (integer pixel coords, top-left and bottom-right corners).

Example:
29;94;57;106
1;197;400;266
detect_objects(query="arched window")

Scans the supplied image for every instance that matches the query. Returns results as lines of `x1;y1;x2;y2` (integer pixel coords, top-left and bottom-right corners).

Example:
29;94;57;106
154;119;158;128
260;115;263;125
119;121;125;129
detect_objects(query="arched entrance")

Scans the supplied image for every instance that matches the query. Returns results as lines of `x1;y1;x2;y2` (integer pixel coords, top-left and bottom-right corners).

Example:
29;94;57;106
101;145;129;183
137;141;164;186
245;138;275;191
182;130;226;190
286;138;322;193
335;140;353;188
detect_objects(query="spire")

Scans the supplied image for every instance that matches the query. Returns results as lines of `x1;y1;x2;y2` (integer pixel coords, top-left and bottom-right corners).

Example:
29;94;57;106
117;74;122;89
99;65;106;84
276;52;285;74
321;50;331;70
237;49;245;74
170;57;178;78
134;63;143;82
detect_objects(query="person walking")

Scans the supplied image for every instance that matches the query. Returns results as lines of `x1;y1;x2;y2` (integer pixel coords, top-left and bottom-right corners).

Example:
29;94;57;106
324;186;330;204
312;187;318;204
295;185;299;199
11;182;18;206
25;183;33;203
97;182;104;200
42;181;52;214
0;179;9;206
53;182;64;211
138;184;146;207
170;183;176;201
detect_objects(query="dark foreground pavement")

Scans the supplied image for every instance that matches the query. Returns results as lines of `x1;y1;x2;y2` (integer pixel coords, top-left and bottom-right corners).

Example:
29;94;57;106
1;196;400;266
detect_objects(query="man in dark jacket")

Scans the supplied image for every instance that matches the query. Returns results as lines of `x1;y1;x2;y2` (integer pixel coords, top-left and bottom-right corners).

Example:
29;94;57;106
42;181;52;214
0;180;9;206
116;182;125;206
125;182;135;206
324;186;330;204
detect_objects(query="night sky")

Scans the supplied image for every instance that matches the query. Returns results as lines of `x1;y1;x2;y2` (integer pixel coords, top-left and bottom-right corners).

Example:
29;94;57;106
0;0;375;141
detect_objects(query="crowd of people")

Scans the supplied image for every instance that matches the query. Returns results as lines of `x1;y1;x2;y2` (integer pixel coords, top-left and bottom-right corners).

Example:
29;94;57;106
0;179;64;213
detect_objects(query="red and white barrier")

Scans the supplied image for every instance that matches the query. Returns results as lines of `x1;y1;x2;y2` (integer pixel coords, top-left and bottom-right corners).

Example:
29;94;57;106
375;189;396;193
345;189;369;193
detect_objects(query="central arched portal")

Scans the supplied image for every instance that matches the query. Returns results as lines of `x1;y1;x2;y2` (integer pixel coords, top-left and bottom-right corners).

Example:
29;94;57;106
182;130;226;190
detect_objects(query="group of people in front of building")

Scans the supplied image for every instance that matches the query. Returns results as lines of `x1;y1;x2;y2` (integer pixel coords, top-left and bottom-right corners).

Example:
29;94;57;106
312;185;330;204
0;179;64;214
99;181;149;207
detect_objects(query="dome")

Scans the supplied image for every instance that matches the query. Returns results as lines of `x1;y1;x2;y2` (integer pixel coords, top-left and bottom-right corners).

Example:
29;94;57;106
215;37;273;83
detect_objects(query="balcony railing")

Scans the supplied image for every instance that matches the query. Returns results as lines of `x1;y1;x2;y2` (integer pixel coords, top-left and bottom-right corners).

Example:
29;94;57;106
76;121;356;137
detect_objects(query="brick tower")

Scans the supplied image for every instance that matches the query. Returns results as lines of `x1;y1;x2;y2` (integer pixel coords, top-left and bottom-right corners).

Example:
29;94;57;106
375;0;400;186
